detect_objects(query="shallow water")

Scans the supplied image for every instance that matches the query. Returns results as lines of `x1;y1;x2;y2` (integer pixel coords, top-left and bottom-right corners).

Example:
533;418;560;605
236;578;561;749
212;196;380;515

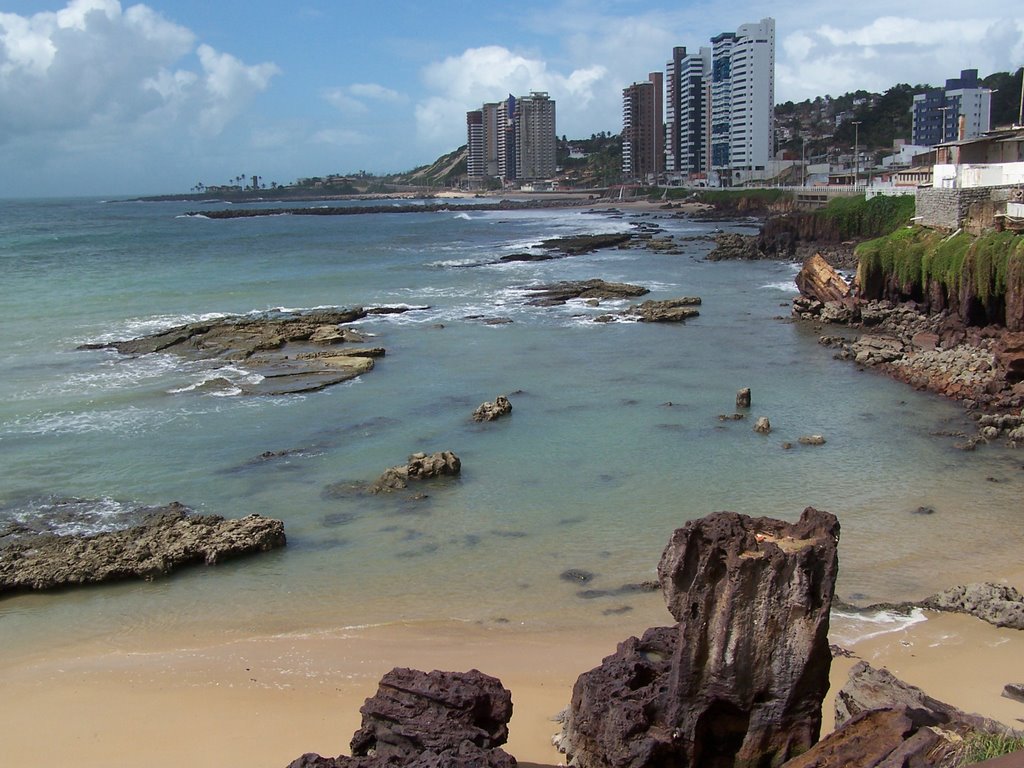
1;198;1020;659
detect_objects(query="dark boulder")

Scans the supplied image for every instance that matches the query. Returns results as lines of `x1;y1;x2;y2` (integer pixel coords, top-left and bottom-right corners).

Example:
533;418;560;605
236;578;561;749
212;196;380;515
288;668;516;768
561;507;840;768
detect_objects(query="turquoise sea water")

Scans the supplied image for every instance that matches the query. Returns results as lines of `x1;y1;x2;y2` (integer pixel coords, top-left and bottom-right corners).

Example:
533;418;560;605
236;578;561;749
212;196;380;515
1;197;1021;659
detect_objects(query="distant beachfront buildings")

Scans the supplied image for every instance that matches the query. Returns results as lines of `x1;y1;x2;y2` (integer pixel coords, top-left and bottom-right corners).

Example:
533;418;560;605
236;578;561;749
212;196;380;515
622;73;664;182
912;69;993;147
627;17;776;187
467;92;556;187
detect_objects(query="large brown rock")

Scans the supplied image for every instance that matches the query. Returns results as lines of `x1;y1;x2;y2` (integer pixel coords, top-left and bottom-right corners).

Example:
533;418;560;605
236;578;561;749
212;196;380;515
370;451;462;494
288;668;516;768
795;253;852;305
562;507;840;768
473;395;512;422
0;503;286;594
779;707;944;768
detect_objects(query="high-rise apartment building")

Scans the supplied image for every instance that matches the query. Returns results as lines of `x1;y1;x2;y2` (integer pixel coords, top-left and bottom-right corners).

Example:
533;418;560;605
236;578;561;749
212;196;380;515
622;73;664;181
912;69;992;146
513;91;557;180
665;46;711;179
482;102;501;177
497;95;517;180
663;18;773;185
709;18;775;183
466;110;485;179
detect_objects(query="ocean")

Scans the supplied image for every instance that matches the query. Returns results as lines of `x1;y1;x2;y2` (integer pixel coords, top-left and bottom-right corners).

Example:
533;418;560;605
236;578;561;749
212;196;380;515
1;197;1020;661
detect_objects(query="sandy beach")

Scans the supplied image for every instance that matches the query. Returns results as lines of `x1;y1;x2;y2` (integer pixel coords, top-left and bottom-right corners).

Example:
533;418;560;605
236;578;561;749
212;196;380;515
3;588;1023;767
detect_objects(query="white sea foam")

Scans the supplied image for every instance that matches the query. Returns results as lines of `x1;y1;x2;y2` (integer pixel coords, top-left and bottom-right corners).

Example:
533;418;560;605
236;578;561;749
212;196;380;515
760;280;798;293
4;495;141;537
829;607;928;646
86;312;229;344
453;212;472;221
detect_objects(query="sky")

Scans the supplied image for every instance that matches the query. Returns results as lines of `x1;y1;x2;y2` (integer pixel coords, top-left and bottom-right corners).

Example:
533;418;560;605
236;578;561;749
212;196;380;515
1;0;1022;197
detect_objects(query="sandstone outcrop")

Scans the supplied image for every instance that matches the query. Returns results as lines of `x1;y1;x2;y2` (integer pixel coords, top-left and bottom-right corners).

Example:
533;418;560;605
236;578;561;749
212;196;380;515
288;667;516;768
0;503;286;594
370;451;462;494
473;395;512;422
79;308;395;395
560;507;840;768
795;253;852;305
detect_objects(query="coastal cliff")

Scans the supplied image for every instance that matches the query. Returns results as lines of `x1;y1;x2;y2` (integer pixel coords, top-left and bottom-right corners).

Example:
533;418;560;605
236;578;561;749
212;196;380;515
856;228;1024;331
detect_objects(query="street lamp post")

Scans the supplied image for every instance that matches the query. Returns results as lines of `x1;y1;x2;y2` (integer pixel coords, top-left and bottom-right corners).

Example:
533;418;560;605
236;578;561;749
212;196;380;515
851;120;861;189
802;136;806;187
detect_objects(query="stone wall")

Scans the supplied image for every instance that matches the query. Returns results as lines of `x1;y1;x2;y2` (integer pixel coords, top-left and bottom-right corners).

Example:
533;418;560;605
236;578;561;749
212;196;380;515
916;185;1016;230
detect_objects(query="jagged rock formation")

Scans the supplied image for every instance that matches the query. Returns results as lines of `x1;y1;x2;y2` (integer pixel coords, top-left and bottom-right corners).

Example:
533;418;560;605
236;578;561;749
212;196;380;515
0;503;286;594
921;583;1024;630
473;395;512;422
370;451;462;494
560;507;840;768
288;668;516;768
795;254;852;305
736;388;751;408
79;308;396;395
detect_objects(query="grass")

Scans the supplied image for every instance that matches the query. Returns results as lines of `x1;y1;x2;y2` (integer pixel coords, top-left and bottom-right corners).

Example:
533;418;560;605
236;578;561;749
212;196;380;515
856;227;1024;305
955;731;1024;765
819;194;916;239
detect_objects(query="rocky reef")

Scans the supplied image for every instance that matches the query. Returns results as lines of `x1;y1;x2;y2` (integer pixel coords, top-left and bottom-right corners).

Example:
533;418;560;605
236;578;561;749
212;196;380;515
79;308;401;395
0;502;285;594
559;507;840;768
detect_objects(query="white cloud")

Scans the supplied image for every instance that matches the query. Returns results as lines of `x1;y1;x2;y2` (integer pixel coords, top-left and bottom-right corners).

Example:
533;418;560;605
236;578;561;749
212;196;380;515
349;82;402;102
324;82;405;115
0;1;278;142
414;45;607;146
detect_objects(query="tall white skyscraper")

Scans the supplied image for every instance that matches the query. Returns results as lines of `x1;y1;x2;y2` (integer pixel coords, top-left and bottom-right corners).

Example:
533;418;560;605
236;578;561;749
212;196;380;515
709;17;775;184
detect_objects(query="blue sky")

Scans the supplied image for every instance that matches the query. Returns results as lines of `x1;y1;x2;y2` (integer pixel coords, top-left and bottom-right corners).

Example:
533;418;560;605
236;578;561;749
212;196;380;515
1;0;1022;197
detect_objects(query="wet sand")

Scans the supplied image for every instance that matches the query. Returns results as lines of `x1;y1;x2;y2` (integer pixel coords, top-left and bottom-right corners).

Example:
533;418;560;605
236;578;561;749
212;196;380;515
2;601;1023;767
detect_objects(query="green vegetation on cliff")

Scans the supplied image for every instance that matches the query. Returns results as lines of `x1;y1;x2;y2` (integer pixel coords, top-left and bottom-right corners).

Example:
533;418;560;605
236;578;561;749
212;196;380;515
818;195;916;240
857;226;1024;327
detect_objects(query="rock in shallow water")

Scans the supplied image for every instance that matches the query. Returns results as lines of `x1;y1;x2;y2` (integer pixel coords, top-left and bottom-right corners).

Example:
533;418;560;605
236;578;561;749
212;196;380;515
0;502;286;594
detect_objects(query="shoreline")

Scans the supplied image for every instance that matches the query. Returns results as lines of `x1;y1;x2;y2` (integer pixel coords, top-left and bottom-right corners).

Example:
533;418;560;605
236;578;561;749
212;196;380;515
2;604;1023;767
